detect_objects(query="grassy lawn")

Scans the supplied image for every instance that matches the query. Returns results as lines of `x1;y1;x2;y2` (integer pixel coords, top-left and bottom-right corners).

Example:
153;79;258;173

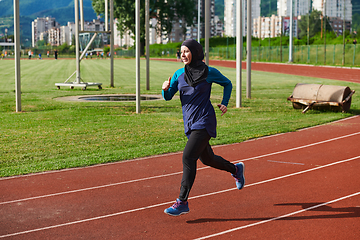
0;58;359;177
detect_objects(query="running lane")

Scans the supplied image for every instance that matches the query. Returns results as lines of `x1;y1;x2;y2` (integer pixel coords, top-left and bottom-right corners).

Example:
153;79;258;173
0;116;359;239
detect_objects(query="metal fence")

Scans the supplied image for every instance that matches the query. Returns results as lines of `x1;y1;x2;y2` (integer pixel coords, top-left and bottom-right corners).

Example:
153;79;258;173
88;44;360;67
209;44;360;67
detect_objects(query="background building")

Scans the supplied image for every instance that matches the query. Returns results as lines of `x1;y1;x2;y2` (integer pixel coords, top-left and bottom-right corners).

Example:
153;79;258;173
313;0;352;21
224;0;261;37
278;0;311;17
313;0;352;35
31;17;59;47
253;15;282;39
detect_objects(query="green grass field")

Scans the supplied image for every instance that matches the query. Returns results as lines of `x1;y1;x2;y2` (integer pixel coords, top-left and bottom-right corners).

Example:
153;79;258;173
0;58;359;177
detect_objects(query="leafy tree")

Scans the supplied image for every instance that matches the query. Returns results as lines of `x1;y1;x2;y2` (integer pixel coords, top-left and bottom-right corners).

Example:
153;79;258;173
298;10;331;40
36;39;46;47
92;0;197;55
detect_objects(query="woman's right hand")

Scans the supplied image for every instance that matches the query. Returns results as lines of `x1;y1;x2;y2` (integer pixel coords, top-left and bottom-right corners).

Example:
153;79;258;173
162;77;171;91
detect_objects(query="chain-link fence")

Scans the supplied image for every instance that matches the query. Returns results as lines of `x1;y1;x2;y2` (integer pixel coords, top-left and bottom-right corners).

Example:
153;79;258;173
209;44;360;67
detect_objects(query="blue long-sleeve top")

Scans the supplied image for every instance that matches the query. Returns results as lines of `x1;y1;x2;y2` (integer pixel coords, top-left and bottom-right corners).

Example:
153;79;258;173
162;66;232;138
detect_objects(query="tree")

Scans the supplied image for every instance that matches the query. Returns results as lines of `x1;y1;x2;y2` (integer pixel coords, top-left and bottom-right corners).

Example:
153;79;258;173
92;0;197;55
298;10;330;39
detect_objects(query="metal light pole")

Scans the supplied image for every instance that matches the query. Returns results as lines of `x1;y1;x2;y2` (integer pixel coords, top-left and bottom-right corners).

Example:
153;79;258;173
236;0;242;108
110;0;114;87
268;0;271;60
198;0;201;42
205;0;210;65
135;0;141;113
289;0;293;62
14;0;21;112
342;0;346;65
146;0;150;90
246;0;251;99
307;0;310;63
75;0;81;83
324;0;326;65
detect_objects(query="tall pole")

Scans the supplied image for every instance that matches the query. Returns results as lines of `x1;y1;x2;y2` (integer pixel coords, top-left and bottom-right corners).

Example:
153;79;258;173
80;0;84;31
146;0;150;90
289;0;293;62
268;0;271;59
105;0;108;31
307;0;310;63
246;0;251;99
135;0;141;113
14;0;21;112
236;0;242;108
342;0;346;65
307;0;310;46
280;16;283;62
110;0;114;87
75;0;81;83
198;0;201;42
205;0;210;65
324;0;326;65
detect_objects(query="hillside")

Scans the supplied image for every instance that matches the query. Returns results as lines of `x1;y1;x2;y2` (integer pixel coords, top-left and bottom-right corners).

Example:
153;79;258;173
0;0;94;17
0;0;97;46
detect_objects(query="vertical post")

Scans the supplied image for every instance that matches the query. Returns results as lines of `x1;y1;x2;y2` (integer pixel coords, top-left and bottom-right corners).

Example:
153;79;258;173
236;0;242;108
289;0;293;62
14;0;21;112
280;16;282;62
75;0;81;84
324;0;326;65
307;0;310;63
135;0;141;113
205;0;210;65
110;0;114;87
342;0;345;66
146;0;150;90
80;0;84;31
268;0;270;60
105;0;108;31
353;44;356;66
246;0;251;99
307;0;310;46
197;0;201;42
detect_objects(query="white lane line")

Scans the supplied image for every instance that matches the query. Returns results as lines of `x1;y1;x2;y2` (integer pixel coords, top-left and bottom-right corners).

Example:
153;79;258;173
267;160;305;165
1;155;359;239
194;191;360;240
1;132;360;206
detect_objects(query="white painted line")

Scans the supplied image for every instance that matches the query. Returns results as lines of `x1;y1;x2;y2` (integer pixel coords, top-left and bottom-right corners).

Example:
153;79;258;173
1;155;359;239
267;160;305;165
1;132;359;206
194;191;360;240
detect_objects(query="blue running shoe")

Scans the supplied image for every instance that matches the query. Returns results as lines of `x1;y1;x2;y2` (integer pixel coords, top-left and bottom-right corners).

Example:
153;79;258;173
164;199;189;216
232;162;245;189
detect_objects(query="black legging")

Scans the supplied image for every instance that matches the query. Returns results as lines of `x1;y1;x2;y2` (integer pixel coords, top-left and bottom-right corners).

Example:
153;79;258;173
179;129;237;201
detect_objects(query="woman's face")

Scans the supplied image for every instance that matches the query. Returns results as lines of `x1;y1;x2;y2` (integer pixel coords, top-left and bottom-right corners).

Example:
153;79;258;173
181;46;192;65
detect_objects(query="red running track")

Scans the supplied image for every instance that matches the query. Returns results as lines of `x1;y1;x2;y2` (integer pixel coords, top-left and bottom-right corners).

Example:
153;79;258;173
1;115;360;239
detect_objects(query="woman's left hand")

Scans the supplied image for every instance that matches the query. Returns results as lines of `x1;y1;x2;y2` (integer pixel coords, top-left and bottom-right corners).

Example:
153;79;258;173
217;104;227;116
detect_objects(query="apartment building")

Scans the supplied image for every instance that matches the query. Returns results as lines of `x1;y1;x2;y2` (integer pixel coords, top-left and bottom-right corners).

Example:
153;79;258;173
313;0;352;21
31;17;60;47
277;0;310;17
253;15;283;39
224;0;261;37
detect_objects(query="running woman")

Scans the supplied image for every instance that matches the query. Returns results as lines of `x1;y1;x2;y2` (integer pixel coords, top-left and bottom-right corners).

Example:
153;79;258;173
162;39;245;216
